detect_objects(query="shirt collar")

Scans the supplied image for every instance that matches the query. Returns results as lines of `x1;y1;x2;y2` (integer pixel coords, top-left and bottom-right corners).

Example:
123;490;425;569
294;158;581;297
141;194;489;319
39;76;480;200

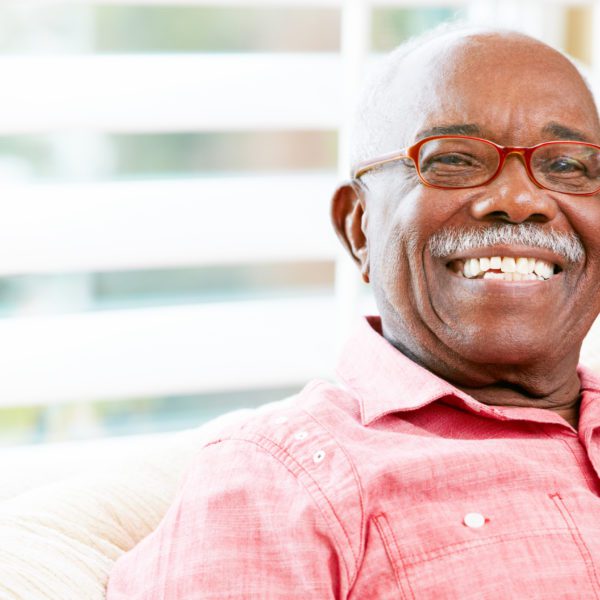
336;316;476;426
577;365;600;438
336;316;599;430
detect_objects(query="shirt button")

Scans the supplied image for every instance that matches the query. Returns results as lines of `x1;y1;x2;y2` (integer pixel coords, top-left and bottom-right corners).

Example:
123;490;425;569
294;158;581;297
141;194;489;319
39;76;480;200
273;416;288;424
313;450;326;463
463;512;486;529
294;431;308;440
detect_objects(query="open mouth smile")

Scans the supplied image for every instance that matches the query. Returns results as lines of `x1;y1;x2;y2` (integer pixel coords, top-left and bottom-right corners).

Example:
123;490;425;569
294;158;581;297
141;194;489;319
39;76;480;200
448;256;560;281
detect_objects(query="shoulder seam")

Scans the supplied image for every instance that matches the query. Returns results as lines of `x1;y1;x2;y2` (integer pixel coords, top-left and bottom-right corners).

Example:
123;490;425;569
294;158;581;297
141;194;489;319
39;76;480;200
204;434;358;590
302;407;366;591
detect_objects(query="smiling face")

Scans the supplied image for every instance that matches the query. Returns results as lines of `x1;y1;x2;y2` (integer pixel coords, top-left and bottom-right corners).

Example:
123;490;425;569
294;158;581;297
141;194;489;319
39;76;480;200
333;31;600;390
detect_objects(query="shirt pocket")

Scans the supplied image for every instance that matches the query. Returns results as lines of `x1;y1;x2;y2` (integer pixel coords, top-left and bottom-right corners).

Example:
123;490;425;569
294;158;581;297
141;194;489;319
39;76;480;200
374;491;600;600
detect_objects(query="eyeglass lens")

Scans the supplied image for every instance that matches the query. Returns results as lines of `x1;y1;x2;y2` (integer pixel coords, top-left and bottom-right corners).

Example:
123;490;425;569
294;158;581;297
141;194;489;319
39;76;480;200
417;138;600;193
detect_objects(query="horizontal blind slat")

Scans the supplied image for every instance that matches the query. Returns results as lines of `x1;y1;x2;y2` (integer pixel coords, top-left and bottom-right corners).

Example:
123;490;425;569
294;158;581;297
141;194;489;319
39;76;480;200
0;54;342;133
26;0;470;7
0;175;338;274
0;297;336;406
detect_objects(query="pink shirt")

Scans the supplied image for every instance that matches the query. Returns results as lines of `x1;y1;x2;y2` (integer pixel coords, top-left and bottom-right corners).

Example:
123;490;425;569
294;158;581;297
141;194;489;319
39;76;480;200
107;316;600;599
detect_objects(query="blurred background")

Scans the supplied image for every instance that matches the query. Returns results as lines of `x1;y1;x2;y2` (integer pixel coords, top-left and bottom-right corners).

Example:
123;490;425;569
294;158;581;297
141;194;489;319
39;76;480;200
1;0;599;445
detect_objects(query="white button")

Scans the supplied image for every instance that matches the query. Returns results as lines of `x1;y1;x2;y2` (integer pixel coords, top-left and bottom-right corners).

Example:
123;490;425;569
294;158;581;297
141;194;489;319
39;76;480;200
313;450;326;463
273;416;288;424
463;512;486;529
294;431;308;440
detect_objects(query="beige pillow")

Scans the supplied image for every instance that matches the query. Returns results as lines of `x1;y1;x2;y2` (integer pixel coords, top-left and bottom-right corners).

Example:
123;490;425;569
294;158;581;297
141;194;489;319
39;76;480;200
0;407;257;600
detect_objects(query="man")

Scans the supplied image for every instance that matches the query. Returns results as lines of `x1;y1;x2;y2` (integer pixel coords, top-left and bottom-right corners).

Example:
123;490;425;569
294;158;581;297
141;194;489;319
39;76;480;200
108;25;600;598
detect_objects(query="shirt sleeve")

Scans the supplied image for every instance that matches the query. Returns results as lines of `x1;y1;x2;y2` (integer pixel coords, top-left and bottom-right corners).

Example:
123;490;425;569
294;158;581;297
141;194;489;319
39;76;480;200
106;437;342;599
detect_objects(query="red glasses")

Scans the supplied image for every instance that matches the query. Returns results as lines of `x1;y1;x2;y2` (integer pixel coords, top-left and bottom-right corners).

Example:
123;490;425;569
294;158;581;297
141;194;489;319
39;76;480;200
351;135;600;196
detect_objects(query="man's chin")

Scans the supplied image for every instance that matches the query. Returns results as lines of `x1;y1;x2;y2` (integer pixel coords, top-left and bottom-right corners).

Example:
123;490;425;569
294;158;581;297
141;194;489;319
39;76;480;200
425;262;581;364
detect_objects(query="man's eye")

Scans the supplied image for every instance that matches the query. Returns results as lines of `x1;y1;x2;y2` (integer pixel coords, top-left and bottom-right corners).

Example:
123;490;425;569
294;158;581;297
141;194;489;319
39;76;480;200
547;157;586;174
421;153;477;171
435;153;471;165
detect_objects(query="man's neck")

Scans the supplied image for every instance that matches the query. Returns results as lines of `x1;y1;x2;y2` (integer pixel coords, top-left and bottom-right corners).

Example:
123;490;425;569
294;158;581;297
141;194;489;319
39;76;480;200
384;329;583;430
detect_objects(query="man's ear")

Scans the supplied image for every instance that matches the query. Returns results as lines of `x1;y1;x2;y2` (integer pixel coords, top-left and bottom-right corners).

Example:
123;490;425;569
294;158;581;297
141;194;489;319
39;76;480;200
331;182;370;283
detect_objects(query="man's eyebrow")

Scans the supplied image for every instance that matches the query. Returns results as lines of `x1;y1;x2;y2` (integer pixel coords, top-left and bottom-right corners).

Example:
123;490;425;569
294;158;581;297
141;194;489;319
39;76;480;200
414;124;482;141
542;122;590;142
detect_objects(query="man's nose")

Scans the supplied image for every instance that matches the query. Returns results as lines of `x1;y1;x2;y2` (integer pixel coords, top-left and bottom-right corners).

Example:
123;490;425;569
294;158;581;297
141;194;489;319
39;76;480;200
469;156;559;224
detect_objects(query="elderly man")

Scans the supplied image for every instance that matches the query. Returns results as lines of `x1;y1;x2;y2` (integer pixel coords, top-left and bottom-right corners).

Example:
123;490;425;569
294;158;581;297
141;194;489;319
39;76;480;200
108;26;600;599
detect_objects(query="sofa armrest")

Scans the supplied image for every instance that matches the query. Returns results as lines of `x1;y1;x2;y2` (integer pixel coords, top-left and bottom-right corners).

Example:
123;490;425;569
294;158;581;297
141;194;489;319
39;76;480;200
0;405;263;600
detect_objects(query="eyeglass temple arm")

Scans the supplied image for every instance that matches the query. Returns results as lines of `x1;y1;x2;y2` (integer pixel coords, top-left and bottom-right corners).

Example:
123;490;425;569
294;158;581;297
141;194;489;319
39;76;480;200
351;147;410;180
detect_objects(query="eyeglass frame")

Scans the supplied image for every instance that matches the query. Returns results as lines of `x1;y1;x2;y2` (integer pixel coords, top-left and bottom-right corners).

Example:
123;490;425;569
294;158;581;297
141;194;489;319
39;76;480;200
351;134;600;196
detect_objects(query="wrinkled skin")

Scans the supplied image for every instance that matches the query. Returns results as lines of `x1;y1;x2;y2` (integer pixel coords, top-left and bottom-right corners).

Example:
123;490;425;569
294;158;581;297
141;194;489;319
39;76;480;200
332;32;600;428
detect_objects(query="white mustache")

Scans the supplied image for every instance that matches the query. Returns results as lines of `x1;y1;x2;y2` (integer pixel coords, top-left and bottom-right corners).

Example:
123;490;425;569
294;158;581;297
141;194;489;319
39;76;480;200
428;224;585;263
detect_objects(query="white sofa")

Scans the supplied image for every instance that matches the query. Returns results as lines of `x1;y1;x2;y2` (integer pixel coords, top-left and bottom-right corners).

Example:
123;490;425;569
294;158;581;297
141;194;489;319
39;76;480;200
0;402;286;600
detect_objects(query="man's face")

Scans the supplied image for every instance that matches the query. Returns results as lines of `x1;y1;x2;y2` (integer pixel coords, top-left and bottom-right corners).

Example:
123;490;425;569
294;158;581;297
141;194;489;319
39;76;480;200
346;34;600;382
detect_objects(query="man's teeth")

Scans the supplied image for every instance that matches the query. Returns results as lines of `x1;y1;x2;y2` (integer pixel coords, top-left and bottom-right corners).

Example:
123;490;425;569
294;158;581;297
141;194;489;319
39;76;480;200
457;257;555;280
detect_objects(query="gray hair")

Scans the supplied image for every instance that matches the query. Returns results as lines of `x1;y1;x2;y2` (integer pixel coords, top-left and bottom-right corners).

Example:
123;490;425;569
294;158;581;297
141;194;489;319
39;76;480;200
350;22;598;169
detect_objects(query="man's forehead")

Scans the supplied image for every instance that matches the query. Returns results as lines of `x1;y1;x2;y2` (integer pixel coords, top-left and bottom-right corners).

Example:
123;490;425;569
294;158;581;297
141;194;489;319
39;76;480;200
375;31;599;148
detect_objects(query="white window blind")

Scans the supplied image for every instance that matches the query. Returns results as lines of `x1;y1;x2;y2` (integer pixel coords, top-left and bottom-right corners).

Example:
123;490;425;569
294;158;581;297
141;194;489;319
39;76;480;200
0;0;597;441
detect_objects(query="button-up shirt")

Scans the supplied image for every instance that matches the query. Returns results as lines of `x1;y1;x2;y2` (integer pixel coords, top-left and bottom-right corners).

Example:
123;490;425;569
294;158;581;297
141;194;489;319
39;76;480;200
107;316;600;599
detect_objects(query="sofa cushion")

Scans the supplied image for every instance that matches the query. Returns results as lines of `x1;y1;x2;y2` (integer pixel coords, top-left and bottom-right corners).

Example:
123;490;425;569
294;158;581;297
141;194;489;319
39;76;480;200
0;405;262;600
